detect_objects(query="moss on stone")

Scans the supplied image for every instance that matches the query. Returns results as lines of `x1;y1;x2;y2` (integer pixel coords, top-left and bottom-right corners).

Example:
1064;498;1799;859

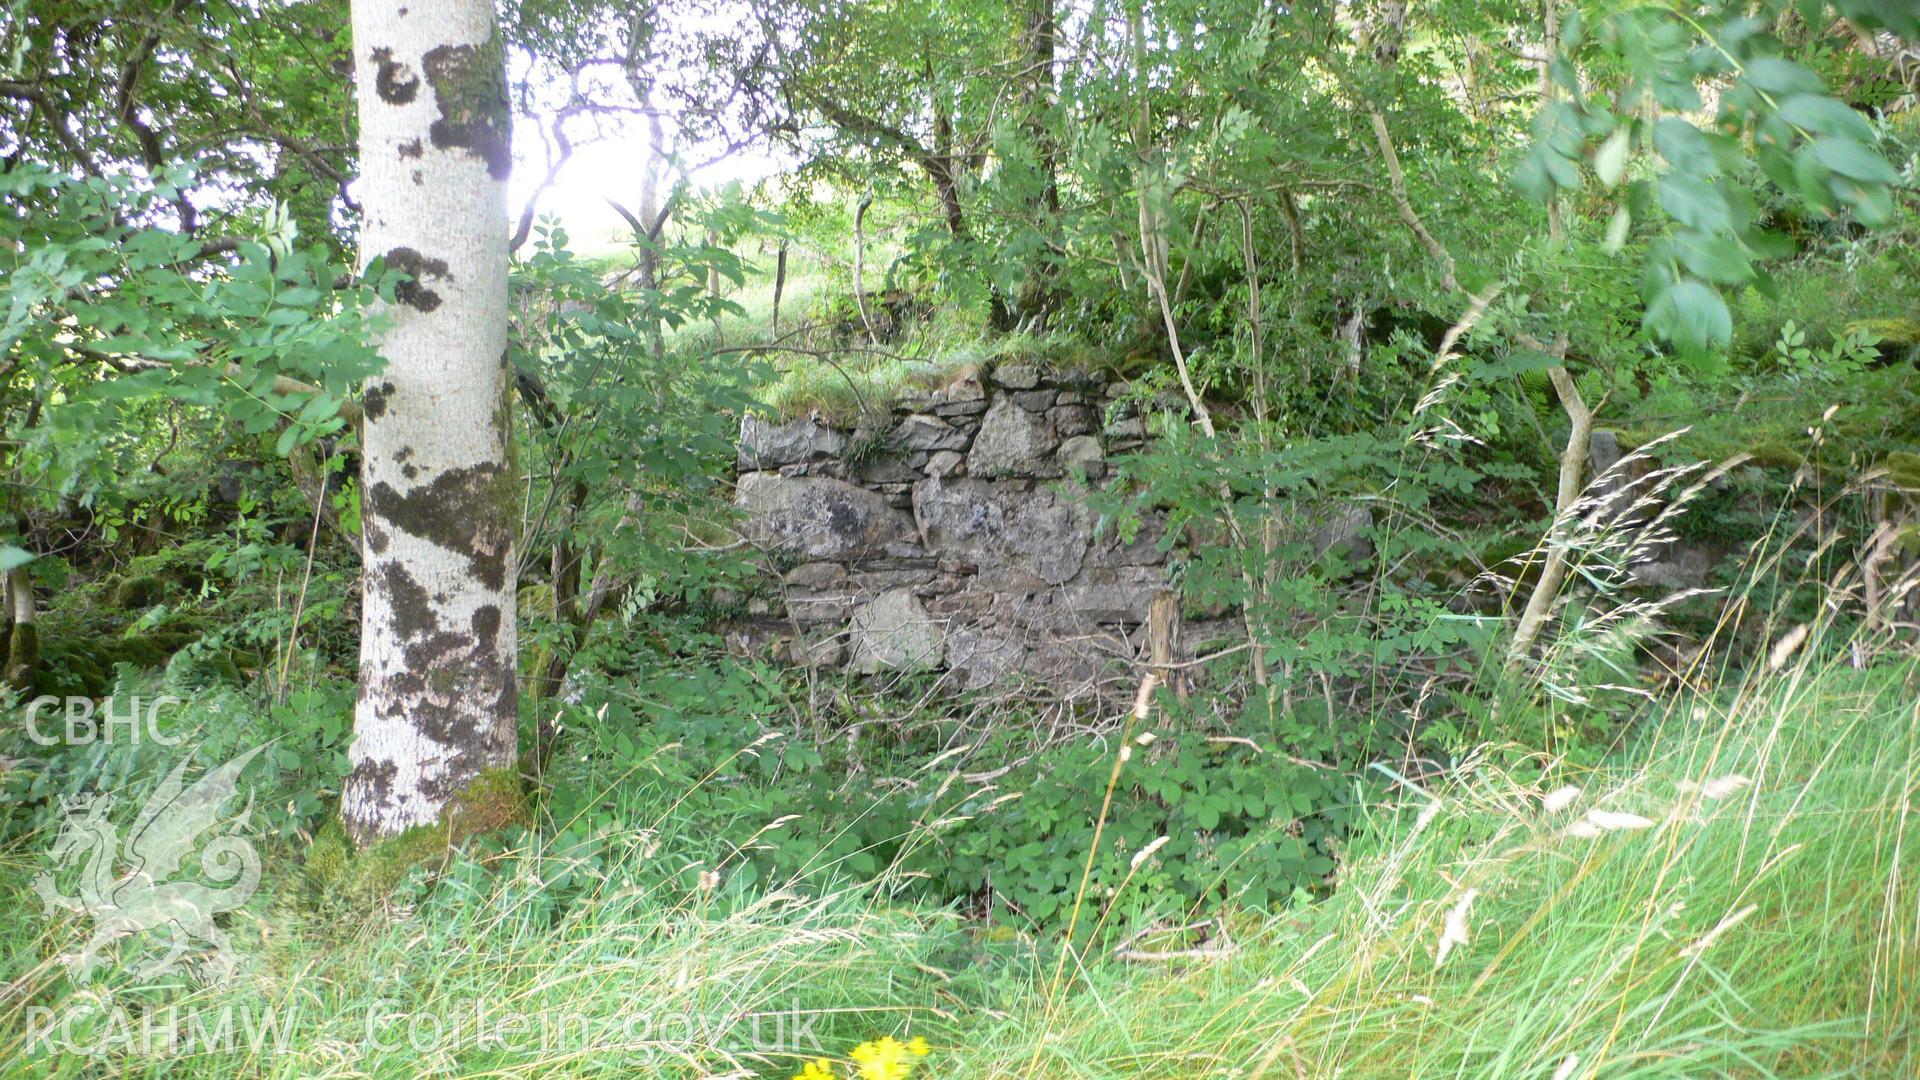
111;574;168;609
1883;451;1920;490
1845;317;1920;346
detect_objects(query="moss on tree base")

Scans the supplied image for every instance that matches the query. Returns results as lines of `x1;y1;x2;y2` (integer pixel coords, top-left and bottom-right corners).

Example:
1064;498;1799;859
305;767;527;906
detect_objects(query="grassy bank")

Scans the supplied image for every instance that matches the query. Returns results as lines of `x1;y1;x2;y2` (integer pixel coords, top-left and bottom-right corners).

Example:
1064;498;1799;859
5;621;1914;1078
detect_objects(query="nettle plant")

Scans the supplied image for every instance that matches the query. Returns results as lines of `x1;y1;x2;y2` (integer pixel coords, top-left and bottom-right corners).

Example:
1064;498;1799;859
1520;1;1914;355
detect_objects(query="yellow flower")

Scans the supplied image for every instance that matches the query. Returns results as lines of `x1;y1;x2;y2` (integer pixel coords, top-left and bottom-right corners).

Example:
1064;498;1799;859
792;1058;837;1080
850;1036;922;1080
907;1036;931;1057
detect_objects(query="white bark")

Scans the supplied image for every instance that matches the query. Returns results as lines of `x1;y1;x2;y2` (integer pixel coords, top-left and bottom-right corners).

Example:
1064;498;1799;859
342;0;518;845
4;564;35;691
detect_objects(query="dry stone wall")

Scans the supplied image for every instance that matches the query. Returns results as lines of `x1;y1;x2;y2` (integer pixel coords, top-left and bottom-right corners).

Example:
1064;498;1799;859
731;364;1177;697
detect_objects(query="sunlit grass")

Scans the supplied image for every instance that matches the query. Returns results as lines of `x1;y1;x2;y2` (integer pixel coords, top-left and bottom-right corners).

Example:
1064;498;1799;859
6;623;1912;1077
956;636;1918;1077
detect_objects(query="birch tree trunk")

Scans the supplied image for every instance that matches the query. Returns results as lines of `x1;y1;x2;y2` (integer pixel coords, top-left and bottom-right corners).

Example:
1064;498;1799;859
3;565;36;692
342;0;518;845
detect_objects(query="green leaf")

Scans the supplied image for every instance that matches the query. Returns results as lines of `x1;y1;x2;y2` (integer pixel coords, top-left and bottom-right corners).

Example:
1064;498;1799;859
1604;206;1632;252
1774;95;1875;142
1560;7;1583;49
1794;146;1839;215
0;545;35;572
1594;128;1630;188
1758;143;1798;192
1674;230;1753;285
1834;177;1896;228
1514;153;1552;202
1653;118;1715;175
1655;280;1733;352
1743;57;1823;96
1809;136;1899;184
1658;173;1730;232
1543;150;1580;190
296;393;340;424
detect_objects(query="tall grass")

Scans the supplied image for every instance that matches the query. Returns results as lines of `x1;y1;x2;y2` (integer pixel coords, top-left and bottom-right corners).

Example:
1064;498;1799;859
7;624;1911;1077
958;631;1918;1077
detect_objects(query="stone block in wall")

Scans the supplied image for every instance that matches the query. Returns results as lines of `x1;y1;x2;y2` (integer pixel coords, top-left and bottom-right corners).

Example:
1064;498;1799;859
797;633;847;668
1056;435;1105;480
1011;389;1057;412
1086;507;1167;567
1271;500;1375;569
891;413;970;453
787;588;858;626
855;458;920;484
968;397;1061;478
913;477;1091;586
1051;566;1166;625
1050;405;1097;437
934;399;989;419
925;450;965;478
847;588;946;673
849;565;943;596
736;472;919;560
739;413;845;470
924;589;993;626
777;459;850;480
994;363;1041;389
945;627;1027;689
1020;640;1108;690
929;369;987;405
785;562;848;589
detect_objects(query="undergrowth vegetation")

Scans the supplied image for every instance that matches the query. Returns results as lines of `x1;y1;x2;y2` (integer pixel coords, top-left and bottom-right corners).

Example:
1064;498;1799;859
3;592;1912;1076
3;0;1919;1076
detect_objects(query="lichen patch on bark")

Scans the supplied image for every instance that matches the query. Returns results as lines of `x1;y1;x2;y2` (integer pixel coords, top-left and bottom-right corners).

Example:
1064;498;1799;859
367;565;515;790
383;246;448;312
369;47;419;105
422;34;511;180
363;381;395;421
366;462;515;591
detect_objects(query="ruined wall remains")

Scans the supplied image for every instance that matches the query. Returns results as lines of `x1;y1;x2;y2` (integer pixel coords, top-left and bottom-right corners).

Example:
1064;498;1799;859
730;363;1181;698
